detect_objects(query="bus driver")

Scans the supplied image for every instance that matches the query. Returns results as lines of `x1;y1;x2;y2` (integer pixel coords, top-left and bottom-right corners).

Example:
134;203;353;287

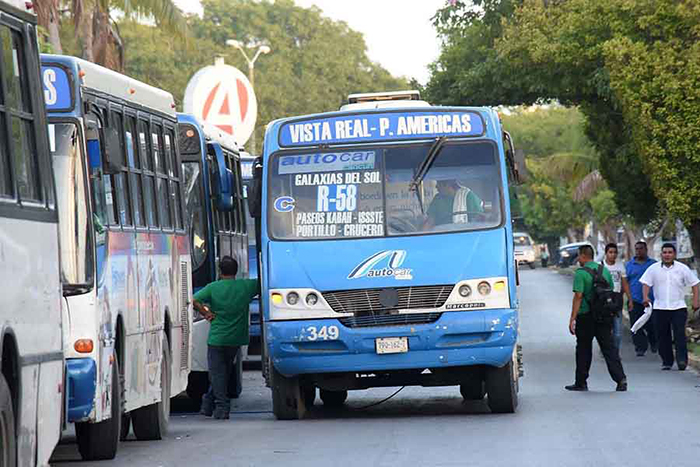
425;179;484;228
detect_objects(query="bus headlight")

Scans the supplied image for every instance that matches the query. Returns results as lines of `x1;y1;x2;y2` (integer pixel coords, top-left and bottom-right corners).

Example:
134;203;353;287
306;293;318;306
478;281;492;296
287;292;300;306
458;285;472;297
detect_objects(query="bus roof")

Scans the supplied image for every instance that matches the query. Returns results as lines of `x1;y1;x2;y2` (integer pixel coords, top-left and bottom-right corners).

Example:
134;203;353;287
177;113;239;153
41;54;176;117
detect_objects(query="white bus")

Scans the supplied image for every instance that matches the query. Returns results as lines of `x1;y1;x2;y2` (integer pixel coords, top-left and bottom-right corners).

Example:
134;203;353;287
0;1;63;466
41;54;192;460
177;114;248;404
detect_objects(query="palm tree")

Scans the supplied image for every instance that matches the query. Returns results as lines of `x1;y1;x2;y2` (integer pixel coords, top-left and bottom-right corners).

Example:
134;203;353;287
35;0;188;71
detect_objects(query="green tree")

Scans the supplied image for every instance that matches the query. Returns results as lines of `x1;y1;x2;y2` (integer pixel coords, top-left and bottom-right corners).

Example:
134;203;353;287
121;0;409;151
426;0;660;228
36;0;187;70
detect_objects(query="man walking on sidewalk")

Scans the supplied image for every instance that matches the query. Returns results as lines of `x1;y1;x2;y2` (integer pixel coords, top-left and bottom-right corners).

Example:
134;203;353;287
641;243;700;371
626;241;657;356
604;243;632;352
566;245;627;392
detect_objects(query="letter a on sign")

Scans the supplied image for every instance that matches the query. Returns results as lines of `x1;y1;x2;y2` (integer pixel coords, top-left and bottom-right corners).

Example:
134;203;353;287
183;62;258;147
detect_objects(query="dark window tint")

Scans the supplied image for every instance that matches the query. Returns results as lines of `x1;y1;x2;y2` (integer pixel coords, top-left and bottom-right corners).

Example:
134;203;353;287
152;128;165;174
130;172;144;226
114;173;132;225
0;26;30;112
11;117;39;200
0;113;10;196
139;120;151;171
165;131;178;178
170;180;182;229
157;177;171;228
143;174;157;226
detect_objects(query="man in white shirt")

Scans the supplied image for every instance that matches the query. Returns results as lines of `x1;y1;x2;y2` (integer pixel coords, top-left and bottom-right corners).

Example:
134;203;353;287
641;243;700;370
604;243;632;352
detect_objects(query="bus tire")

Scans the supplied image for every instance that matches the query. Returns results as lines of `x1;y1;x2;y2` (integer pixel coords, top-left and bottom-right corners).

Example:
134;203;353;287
132;336;171;440
186;372;209;406
486;361;518;414
460;380;486;401
75;351;121;460
528;262;536;270
271;366;307;420
0;373;16;467
320;389;347;407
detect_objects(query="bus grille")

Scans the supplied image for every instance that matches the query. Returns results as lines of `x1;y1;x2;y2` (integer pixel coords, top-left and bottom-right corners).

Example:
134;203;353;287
339;312;442;328
322;285;453;315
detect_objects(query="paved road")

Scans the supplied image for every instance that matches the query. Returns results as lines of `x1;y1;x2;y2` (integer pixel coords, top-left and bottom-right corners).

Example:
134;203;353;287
51;268;700;466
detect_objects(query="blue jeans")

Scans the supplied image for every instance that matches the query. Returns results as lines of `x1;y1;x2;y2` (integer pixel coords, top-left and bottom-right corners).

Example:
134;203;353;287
201;345;239;415
612;312;622;352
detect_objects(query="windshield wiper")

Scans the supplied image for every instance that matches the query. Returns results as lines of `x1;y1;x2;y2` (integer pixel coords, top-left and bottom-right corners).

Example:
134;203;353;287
408;136;448;214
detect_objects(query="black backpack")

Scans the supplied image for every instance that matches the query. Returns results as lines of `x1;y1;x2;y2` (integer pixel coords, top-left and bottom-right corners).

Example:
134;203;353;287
581;263;622;322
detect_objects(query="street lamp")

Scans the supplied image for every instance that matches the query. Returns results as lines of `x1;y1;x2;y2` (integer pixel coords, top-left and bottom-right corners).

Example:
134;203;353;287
226;39;272;155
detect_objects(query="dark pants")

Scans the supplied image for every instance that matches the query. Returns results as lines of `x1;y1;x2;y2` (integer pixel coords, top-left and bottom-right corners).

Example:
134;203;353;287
575;313;626;385
630;301;657;353
656;308;688;367
201;345;239;414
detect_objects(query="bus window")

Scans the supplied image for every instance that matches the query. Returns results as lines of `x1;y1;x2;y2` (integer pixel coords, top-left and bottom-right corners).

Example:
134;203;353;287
1;26;40;201
0;113;9;196
183;161;206;268
125;131;144;227
164;130;183;229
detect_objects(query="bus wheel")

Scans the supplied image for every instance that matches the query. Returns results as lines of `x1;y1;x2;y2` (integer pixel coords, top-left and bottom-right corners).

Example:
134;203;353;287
0;373;16;467
132;336;171;440
303;385;316;407
320;389;347;407
186;372;209;407
486;361;518;414
460;379;486;401
271;366;307;420
76;351;121;460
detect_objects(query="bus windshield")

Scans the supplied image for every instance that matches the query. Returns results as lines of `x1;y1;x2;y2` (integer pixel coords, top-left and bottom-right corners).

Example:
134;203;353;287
182;161;207;270
268;141;502;240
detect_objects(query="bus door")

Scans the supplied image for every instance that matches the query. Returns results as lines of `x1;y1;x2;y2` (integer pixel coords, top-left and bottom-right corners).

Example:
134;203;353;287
83;111;119;412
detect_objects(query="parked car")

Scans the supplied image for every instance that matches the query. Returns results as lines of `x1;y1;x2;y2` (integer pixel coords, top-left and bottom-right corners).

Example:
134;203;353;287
558;241;594;268
514;232;537;269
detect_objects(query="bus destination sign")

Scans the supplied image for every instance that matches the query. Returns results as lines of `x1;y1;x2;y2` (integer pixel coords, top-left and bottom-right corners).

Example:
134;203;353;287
278;111;485;147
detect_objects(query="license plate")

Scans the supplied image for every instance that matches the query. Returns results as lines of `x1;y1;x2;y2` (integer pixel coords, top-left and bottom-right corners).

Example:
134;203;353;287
375;337;408;354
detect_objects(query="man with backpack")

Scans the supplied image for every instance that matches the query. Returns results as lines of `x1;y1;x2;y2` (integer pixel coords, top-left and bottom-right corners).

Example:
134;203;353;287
566;245;627;392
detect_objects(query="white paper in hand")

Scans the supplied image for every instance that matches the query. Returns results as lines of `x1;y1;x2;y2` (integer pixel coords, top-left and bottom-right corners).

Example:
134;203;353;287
631;305;653;334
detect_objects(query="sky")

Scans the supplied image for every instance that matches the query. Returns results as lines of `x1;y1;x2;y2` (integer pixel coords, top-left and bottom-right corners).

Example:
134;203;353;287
173;0;445;84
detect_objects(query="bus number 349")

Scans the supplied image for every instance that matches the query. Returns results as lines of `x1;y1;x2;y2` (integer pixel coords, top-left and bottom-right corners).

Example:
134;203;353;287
303;325;340;341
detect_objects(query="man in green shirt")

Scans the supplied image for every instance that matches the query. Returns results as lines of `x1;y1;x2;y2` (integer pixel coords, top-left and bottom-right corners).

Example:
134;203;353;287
566;245;627;392
425;179;483;228
193;256;259;419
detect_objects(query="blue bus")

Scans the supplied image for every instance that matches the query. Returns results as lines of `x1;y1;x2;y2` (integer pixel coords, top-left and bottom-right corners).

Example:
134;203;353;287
177;114;249;403
249;92;522;419
42;54;193;460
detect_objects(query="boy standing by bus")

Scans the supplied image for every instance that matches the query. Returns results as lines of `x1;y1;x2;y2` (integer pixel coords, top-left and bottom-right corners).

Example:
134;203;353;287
193;256;259;419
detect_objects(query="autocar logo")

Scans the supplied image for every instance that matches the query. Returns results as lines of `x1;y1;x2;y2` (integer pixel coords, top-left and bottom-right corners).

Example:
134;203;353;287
348;250;412;280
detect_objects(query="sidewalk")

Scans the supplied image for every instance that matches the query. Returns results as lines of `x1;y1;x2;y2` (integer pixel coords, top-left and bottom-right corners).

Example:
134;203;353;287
554;266;700;371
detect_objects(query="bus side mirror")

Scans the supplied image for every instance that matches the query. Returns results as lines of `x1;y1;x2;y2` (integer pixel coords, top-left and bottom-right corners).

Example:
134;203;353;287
247;157;263;219
101;127;123;175
208;142;234;211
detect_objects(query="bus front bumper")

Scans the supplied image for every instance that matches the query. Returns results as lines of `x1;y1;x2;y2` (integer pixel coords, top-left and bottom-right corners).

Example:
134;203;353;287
66;358;96;422
266;309;518;377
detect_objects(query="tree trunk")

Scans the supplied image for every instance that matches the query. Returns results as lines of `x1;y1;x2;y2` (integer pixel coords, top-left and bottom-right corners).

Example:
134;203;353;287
686;219;700;274
78;8;95;62
34;0;62;53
